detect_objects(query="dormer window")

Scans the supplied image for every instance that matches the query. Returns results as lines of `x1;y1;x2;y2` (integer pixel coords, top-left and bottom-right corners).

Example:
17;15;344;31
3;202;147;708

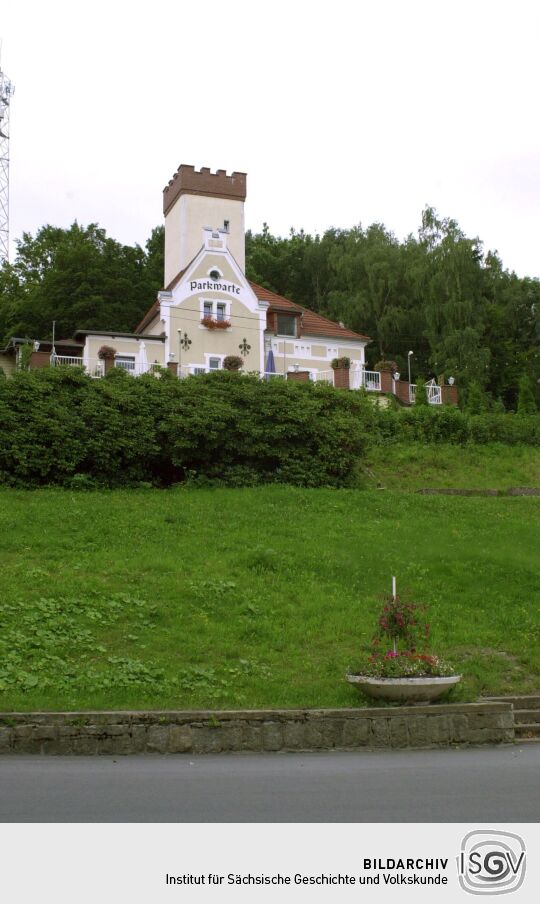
277;314;296;337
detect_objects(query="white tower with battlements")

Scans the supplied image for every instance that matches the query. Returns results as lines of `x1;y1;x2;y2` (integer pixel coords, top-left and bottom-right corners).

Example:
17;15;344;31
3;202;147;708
162;165;247;288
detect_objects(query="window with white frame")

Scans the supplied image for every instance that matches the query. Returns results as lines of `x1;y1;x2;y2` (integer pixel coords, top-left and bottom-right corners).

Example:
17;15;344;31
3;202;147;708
208;357;221;370
201;300;229;321
115;355;135;372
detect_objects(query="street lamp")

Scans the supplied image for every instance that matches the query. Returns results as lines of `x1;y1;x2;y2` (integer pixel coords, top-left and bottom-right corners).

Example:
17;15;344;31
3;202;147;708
407;350;414;385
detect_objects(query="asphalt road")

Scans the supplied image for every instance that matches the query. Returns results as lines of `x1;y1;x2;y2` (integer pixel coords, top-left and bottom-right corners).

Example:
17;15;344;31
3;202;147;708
1;745;538;822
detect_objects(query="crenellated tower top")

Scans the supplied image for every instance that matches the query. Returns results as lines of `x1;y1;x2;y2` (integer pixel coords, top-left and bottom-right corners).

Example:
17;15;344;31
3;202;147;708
163;165;247;216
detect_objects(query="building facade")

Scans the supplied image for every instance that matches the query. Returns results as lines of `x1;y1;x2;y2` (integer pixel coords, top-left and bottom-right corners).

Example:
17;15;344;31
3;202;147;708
132;164;369;383
0;163;458;405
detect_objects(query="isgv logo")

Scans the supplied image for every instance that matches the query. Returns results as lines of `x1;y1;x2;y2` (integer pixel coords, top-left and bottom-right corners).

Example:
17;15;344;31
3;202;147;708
458;830;526;895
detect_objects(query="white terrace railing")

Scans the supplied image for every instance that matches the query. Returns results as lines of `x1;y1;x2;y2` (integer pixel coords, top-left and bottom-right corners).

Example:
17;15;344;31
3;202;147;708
114;362;163;377
363;370;382;392
48;356;445;403
310;370;334;384
51;356;163;378
178;364;226;377
350;369;381;392
409;383;442;405
51;355;86;367
51;355;104;377
179;365;289;379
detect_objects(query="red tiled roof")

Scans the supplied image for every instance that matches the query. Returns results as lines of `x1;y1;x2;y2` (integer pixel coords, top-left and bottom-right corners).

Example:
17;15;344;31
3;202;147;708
134;300;160;334
134;260;194;333
164;265;189;292
249;281;370;341
134;271;370;342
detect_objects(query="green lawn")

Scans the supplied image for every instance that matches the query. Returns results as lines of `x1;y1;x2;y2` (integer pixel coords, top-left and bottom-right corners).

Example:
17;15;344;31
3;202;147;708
360;443;540;491
0;485;539;711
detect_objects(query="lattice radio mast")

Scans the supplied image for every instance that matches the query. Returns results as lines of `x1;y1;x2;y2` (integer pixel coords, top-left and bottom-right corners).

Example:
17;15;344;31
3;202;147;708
0;58;14;262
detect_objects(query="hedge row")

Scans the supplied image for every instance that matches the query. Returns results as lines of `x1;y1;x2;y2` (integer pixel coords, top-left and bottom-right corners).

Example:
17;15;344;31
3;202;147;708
373;403;540;446
0;367;371;488
1;369;538;488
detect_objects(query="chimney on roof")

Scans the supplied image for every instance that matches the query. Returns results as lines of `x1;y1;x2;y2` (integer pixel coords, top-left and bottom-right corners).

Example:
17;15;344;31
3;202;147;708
163;165;247;285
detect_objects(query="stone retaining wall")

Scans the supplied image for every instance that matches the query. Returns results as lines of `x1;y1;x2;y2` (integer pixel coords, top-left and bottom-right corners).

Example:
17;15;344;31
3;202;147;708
0;703;514;755
417;488;540;496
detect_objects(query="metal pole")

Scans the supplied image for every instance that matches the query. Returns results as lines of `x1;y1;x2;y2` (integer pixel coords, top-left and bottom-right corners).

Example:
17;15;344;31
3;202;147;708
51;320;56;361
392;575;397;654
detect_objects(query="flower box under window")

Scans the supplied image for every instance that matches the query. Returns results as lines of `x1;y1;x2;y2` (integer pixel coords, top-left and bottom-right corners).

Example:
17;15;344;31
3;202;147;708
201;316;231;330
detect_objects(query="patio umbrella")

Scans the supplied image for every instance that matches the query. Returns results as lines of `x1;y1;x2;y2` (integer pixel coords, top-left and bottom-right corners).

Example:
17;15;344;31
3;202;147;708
265;349;276;379
139;341;148;374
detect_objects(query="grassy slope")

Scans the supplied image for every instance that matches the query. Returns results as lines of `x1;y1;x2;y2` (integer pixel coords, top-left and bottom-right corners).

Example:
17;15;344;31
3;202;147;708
360;443;540;490
0;483;538;711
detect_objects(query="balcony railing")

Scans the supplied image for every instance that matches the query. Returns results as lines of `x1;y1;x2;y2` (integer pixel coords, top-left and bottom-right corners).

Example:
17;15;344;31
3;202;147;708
51;356;162;378
349;369;381;391
51;355;85;367
52;356;105;377
179;364;220;377
48;356;446;403
310;370;334;384
178;365;287;379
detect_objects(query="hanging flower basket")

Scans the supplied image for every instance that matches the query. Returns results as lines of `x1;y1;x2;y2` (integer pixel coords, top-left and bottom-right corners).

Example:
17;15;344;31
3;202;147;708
97;345;117;360
222;355;244;371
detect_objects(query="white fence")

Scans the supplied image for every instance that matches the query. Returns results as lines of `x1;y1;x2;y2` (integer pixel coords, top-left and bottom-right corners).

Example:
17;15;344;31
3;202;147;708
179;365;299;380
52;355;104;377
51;355;85;367
350;369;381;391
48;356;445;403
51;356;162;378
310;370;334;384
409;383;442;405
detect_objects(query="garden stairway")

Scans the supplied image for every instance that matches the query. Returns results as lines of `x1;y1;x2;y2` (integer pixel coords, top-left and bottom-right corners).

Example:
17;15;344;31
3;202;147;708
483;696;540;743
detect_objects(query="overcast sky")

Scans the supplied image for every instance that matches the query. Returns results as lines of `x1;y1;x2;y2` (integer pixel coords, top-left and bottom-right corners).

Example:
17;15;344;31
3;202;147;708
2;0;539;277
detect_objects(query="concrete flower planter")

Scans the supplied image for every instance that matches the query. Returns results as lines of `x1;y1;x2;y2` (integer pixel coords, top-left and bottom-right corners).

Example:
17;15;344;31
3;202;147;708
347;674;461;704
